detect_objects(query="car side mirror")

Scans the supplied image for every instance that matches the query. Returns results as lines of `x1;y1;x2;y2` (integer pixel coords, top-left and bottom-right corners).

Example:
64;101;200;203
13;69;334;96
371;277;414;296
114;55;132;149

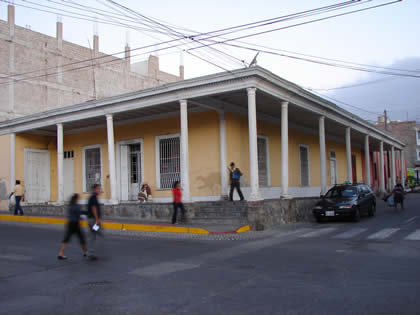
320;194;325;199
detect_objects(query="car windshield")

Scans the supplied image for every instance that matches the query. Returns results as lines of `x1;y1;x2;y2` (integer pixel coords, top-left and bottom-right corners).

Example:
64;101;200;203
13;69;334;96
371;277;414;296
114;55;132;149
324;186;357;198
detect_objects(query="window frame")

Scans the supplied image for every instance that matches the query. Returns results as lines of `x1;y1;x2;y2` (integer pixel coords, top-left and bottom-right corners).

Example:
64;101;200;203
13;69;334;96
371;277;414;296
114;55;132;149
417;148;420;161
82;144;103;193
299;144;311;187
416;129;420;146
257;135;271;187
155;133;181;190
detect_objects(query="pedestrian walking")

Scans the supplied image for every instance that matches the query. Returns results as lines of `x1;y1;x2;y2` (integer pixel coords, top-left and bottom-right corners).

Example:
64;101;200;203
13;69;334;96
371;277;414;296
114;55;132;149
229;162;244;201
9;180;25;216
172;181;185;225
86;184;103;261
392;179;405;210
57;193;87;260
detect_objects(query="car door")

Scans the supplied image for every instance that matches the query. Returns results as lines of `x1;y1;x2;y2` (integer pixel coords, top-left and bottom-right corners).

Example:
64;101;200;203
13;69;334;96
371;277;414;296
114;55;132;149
361;185;371;214
357;186;368;213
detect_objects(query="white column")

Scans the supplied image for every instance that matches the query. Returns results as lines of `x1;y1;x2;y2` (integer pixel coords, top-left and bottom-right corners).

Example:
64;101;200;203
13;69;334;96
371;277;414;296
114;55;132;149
364;135;371;186
281;101;290;198
379;141;385;193
401;150;405;187
106;114;118;203
247;87;261;201
219;111;228;198
345;127;352;183
319;116;327;195
180;100;191;202
10;133;15;192
57;123;64;203
391;146;396;187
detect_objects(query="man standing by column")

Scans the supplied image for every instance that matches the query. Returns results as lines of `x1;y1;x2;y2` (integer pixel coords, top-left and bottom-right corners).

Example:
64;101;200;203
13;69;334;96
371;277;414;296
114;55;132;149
86;184;103;261
229;162;244;201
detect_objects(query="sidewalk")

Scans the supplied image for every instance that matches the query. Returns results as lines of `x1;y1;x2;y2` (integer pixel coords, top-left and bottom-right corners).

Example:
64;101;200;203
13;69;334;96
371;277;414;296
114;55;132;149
0;212;250;235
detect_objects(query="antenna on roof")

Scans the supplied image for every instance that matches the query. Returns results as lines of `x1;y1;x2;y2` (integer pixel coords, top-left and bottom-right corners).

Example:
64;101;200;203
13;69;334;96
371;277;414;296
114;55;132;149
249;52;260;67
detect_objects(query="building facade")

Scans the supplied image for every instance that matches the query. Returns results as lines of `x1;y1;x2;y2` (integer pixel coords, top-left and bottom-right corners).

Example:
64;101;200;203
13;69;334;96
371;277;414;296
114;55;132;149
0;67;405;206
0;4;183;208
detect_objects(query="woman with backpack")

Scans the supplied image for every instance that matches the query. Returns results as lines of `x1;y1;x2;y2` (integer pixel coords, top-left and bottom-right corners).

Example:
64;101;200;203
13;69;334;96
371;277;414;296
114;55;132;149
392;179;405;210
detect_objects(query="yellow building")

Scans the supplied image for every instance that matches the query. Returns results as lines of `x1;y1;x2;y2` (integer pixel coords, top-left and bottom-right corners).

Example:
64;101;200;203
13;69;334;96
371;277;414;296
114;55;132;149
0;67;405;206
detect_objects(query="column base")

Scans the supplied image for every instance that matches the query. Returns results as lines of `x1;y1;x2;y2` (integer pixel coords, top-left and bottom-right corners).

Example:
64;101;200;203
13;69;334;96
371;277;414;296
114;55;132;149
280;194;292;200
107;199;119;205
248;192;263;202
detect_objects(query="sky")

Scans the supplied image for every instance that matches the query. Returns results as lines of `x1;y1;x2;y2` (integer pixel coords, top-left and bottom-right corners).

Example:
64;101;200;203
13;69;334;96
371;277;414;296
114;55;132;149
0;0;419;122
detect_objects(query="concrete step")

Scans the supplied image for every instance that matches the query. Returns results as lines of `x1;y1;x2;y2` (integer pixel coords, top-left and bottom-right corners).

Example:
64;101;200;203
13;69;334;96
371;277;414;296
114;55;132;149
189;218;248;225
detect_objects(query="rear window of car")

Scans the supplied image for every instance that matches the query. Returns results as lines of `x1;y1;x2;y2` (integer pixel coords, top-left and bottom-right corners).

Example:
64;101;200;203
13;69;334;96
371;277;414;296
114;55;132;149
325;186;357;198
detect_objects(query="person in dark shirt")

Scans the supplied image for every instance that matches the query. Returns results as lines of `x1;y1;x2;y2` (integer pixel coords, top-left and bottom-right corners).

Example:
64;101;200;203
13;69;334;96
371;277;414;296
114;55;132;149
86;184;102;261
229;162;244;201
57;193;87;260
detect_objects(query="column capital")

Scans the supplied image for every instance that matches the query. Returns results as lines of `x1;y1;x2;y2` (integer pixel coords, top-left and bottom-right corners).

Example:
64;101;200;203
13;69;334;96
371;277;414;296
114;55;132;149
246;87;257;95
281;101;289;108
56;122;63;128
319;115;325;122
179;99;188;106
106;114;113;120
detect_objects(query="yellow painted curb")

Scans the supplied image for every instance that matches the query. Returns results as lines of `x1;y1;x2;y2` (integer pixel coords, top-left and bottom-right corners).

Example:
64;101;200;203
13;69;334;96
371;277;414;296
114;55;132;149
0;214;217;235
235;225;250;233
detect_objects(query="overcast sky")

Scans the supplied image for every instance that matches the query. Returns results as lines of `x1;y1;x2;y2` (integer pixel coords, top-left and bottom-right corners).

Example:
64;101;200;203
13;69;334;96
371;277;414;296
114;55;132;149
1;0;419;122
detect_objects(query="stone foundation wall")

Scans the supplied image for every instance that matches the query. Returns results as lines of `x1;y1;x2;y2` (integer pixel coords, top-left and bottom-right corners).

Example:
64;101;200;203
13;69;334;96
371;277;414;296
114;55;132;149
16;197;318;230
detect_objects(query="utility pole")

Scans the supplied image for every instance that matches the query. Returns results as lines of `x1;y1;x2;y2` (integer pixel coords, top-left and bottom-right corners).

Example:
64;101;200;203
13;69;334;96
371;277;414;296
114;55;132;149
384;110;388;131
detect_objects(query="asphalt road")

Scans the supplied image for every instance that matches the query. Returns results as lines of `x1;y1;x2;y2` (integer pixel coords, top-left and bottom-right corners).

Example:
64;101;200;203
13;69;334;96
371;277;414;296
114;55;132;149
1;194;420;315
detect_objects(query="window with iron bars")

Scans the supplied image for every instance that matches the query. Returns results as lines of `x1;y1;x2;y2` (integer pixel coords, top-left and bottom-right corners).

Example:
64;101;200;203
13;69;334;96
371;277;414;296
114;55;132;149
84;147;101;191
158;136;180;189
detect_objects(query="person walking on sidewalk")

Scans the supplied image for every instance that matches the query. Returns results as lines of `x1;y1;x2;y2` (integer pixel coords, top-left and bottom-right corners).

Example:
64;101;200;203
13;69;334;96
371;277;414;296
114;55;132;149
86;184;103;261
9;180;25;216
172;181;185;225
392;179;405;210
229;162;244;201
57;193;87;260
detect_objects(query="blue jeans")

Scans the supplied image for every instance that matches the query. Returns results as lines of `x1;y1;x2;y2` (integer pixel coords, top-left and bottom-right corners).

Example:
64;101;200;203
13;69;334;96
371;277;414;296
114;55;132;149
14;196;24;215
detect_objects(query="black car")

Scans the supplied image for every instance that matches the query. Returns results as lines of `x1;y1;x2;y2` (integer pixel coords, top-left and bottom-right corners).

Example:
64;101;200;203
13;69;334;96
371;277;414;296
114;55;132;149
313;184;376;223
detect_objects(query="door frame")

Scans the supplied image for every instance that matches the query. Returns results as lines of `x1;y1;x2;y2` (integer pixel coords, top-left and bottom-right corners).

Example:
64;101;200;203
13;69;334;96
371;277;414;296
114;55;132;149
116;138;144;201
329;151;338;185
24;148;51;203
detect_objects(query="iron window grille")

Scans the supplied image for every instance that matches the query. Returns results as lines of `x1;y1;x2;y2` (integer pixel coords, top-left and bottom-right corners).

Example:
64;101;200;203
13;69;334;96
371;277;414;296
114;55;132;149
158;136;180;189
85;147;101;191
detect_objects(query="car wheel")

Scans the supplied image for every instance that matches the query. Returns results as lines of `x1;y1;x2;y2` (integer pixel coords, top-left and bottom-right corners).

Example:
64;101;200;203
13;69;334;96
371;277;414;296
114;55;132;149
352;207;361;222
368;203;376;217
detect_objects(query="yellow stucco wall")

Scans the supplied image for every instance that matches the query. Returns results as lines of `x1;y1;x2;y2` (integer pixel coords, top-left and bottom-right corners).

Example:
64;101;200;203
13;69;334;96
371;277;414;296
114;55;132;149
14;111;365;202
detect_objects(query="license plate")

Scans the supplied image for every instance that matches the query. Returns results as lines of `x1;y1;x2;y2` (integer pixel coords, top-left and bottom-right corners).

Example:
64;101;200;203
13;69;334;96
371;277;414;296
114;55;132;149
326;211;335;217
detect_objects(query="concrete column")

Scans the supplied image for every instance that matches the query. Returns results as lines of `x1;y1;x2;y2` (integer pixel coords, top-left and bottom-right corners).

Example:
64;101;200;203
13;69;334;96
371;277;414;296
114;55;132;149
10;133;16;193
57;124;64;203
93;35;99;56
379;141;386;194
319;116;327;194
219;111;228;199
364;135;371;186
345;127;352;183
247;87;261;201
391;146;396;187
401;150;405;187
56;21;63;84
180;100;191;202
106;115;118;203
8;5;15;38
125;44;131;72
281;101;290;198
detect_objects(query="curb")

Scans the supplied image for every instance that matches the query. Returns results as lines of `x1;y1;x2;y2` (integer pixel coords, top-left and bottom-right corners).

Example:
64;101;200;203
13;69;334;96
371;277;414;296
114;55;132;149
0;214;250;235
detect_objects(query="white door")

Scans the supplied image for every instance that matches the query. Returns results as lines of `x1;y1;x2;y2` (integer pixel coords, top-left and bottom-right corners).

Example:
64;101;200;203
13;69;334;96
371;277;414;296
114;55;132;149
120;145;129;201
63;151;74;202
25;149;50;203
